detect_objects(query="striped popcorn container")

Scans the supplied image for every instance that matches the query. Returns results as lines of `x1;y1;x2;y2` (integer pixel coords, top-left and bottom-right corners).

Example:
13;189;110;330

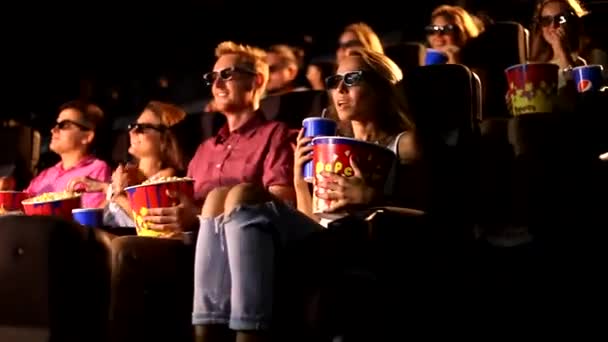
0;191;30;213
22;194;82;220
124;178;195;238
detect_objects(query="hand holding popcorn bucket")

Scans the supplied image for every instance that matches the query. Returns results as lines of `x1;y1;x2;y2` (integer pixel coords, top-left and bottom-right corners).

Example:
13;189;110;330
311;137;396;219
124;177;195;238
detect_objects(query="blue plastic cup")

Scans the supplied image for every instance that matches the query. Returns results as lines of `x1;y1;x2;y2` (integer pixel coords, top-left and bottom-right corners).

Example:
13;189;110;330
72;208;104;227
302;117;337;182
572;65;604;93
424;49;448;65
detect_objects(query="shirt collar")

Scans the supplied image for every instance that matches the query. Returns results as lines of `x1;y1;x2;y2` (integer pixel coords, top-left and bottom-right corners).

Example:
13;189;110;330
54;155;96;172
216;111;266;143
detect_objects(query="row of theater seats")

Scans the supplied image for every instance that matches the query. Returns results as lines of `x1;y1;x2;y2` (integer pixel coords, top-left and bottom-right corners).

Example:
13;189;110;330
0;125;40;190
0;215;193;342
385;21;528;119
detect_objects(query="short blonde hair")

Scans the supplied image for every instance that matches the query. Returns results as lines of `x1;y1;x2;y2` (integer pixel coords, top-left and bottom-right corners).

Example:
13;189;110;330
343;23;384;54
215;41;269;93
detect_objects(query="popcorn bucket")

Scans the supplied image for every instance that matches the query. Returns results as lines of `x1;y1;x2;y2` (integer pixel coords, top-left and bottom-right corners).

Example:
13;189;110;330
0;191;29;214
311;137;396;219
22;193;82;220
505;63;559;116
124;178;195;238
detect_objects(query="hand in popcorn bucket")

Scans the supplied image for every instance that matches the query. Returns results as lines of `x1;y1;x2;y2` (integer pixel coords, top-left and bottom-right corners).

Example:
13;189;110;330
311;137;396;218
124;177;196;238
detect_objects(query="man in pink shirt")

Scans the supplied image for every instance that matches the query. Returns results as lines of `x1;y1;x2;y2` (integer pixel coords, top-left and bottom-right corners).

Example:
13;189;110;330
1;100;111;208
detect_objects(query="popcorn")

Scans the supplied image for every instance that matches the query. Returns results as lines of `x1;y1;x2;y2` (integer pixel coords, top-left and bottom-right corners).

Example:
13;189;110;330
22;191;80;204
141;176;194;186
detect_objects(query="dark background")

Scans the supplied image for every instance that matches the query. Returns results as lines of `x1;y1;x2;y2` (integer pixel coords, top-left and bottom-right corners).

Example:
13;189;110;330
0;0;582;122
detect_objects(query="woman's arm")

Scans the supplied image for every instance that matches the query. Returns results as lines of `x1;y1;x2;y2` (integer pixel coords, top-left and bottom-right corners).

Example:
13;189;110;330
397;131;420;163
112;193;134;219
295;180;318;221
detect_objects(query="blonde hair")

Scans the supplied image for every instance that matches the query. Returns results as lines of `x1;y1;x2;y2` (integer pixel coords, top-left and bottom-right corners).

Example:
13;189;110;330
343;22;384;54
431;5;483;47
330;48;414;136
215;41;270;96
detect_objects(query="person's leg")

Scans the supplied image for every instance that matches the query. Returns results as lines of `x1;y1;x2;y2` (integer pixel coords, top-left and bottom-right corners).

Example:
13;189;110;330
193;187;233;342
222;183;322;341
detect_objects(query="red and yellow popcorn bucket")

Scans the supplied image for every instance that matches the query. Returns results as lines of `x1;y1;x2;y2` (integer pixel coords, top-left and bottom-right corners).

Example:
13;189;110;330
124;178;195;238
505;63;559;116
311;137;396;219
21;192;82;220
0;191;30;214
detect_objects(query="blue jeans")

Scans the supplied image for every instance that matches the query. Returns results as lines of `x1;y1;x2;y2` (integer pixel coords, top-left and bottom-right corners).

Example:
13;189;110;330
192;200;321;331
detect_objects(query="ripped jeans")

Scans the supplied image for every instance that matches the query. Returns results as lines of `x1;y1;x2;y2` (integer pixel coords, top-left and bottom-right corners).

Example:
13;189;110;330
192;200;321;331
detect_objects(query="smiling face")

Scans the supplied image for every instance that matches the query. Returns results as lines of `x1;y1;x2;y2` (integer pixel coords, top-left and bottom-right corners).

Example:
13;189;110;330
427;15;459;49
128;109;163;159
329;55;378;122
209;53;258;113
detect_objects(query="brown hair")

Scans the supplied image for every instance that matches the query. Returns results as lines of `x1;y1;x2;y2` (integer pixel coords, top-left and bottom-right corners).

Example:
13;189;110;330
268;44;305;68
342;23;384;54
328;48;414;137
430;5;483;47
529;0;587;62
59;100;104;130
144;101;187;173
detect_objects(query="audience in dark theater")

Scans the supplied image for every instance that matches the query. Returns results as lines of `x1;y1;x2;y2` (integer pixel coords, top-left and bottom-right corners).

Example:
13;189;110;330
0;1;607;341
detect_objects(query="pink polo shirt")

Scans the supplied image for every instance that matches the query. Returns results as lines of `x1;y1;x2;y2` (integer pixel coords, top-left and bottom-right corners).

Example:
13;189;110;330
25;155;111;208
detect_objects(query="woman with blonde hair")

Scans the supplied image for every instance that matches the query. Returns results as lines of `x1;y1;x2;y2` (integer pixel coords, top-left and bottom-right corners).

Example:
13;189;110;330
426;5;483;64
191;48;418;341
336;22;384;63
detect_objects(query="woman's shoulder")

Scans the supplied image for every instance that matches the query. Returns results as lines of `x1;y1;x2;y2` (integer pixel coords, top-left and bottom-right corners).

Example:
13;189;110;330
396;130;419;163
